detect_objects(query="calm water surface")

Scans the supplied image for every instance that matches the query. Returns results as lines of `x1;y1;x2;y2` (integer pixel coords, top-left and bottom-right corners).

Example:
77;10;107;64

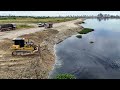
50;19;120;79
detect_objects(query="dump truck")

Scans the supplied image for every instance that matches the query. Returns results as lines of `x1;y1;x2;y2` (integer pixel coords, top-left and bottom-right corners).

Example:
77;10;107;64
0;23;16;32
38;22;53;28
11;38;38;56
44;23;53;28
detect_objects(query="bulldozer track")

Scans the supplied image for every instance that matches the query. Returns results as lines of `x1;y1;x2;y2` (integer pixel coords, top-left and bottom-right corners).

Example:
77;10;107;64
0;59;30;67
0;59;29;63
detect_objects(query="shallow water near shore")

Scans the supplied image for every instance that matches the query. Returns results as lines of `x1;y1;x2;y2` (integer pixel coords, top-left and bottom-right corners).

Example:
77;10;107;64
50;19;120;79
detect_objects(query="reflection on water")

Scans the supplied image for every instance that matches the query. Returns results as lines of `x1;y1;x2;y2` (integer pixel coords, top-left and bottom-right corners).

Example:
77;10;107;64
95;18;119;22
97;18;109;22
50;19;120;79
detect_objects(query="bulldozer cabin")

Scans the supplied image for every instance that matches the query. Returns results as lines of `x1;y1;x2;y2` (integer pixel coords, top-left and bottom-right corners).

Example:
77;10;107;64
11;38;38;56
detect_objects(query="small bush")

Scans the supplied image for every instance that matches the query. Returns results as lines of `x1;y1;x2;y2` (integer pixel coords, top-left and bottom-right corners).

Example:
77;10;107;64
55;74;76;79
80;21;85;24
82;21;85;23
78;28;94;34
76;35;82;38
90;41;94;43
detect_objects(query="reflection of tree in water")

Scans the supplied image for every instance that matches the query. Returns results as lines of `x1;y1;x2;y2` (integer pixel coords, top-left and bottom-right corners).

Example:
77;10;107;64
97;17;109;22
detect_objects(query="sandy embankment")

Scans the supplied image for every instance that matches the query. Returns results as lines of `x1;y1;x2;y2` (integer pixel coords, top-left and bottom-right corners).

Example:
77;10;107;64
0;18;84;79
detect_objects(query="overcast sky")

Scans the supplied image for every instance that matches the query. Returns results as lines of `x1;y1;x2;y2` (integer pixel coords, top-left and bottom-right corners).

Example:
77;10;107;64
0;11;120;16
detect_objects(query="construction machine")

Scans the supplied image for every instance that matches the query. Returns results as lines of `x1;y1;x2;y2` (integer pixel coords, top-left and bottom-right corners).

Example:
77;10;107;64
38;23;45;27
0;23;16;32
11;38;38;56
38;22;53;28
44;23;53;28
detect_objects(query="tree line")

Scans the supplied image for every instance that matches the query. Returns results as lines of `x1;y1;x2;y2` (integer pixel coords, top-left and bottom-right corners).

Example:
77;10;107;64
0;13;120;19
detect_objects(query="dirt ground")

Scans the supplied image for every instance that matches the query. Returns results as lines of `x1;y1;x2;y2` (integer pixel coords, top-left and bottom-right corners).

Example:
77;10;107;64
0;19;84;79
0;19;82;41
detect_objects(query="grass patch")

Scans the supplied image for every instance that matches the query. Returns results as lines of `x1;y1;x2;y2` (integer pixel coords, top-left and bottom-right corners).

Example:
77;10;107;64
76;35;82;38
78;28;94;34
55;74;76;79
0;17;77;24
16;24;34;29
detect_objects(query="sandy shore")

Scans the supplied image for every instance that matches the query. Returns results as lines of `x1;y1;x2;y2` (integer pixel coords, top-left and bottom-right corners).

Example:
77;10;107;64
0;18;84;79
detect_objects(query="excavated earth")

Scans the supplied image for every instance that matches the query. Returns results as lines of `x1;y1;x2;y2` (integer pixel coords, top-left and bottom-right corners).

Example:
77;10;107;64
0;19;84;79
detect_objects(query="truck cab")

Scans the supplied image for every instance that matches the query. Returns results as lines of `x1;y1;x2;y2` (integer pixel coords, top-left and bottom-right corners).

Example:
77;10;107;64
38;23;44;27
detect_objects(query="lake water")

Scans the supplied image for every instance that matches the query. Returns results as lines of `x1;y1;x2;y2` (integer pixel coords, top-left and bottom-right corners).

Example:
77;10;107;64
49;19;120;79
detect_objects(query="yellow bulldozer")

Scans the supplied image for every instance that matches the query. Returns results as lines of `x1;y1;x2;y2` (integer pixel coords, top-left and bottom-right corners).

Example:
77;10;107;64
11;38;38;56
